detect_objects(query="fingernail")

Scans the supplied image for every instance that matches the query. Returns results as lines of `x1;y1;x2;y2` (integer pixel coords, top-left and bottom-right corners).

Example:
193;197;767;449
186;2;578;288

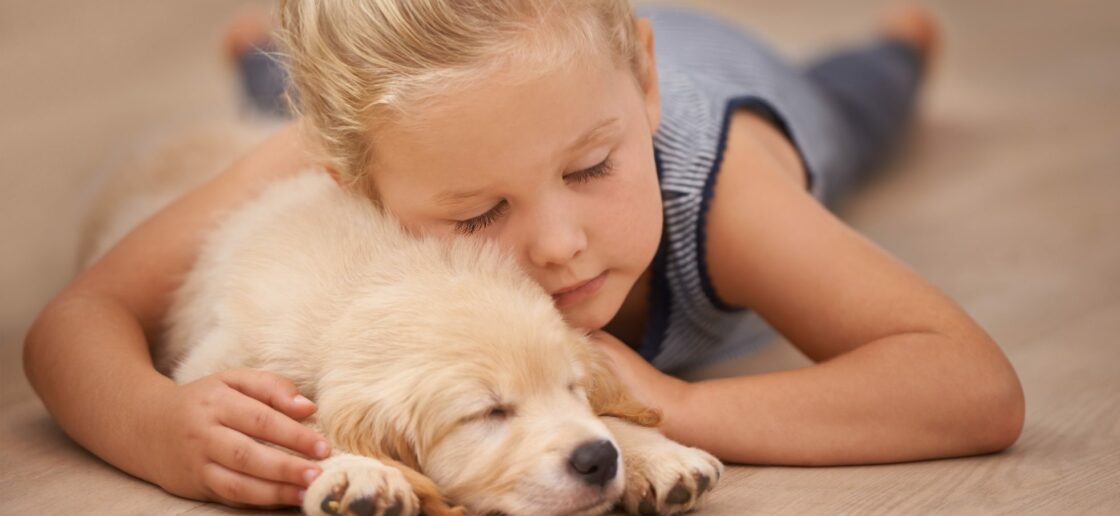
297;489;306;503
303;469;320;485
314;440;329;458
293;394;314;406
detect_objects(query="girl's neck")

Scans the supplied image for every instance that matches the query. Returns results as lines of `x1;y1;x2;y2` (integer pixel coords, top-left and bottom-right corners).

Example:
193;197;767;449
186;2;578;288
603;265;653;350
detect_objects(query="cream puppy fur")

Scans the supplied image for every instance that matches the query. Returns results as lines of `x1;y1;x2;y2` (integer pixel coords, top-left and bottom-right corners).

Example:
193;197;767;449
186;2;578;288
87;125;723;516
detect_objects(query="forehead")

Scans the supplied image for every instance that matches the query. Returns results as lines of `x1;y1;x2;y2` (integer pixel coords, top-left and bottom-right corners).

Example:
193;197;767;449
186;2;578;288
442;327;587;404
369;54;640;195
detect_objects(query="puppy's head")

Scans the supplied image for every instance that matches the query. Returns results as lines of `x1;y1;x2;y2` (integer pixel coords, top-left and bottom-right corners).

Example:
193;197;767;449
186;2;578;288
317;239;631;515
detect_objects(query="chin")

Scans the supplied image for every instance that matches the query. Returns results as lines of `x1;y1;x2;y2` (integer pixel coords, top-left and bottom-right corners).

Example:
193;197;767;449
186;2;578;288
560;294;623;332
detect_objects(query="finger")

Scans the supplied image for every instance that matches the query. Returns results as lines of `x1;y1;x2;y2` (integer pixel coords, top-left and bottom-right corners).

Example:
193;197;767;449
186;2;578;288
201;461;306;508
217;389;331;460
208;425;322;487
218;368;318;419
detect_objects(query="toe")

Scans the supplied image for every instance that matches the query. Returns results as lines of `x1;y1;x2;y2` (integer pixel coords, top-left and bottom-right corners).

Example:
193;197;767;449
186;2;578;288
881;4;942;67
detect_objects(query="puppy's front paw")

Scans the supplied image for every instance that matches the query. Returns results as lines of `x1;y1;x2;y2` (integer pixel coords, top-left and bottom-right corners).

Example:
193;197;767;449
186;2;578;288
304;454;420;516
618;434;723;515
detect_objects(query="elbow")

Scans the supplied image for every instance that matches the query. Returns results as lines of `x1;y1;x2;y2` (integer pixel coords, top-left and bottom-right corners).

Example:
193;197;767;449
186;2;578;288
23;296;61;390
929;330;1026;456
964;352;1026;454
23;317;46;394
978;377;1025;453
23;290;87;390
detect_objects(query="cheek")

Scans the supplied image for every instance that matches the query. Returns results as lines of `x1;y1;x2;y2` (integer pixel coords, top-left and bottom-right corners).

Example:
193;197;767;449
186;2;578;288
596;156;662;259
424;419;547;506
425;423;502;486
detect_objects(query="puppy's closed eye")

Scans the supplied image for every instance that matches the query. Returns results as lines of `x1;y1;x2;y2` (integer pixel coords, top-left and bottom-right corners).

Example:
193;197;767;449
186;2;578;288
569;383;589;403
485;406;512;420
459;404;514;425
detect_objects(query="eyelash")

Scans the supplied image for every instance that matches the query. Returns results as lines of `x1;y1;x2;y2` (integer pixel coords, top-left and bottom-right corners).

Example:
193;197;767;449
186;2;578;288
454;200;509;235
452;156;615;235
566;155;615;184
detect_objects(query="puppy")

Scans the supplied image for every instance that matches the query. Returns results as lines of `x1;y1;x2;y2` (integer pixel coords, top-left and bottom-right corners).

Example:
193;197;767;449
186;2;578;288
88;126;723;515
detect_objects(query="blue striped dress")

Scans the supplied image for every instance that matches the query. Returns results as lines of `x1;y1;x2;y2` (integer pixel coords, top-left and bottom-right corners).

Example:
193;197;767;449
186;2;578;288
636;7;921;372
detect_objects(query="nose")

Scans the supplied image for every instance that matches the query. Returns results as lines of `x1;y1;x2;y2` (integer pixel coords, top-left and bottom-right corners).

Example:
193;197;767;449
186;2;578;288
568;440;619;487
526;201;587;268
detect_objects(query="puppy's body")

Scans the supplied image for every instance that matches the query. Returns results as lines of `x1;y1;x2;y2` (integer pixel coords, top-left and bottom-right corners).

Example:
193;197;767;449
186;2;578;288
90;126;722;515
168;171;626;514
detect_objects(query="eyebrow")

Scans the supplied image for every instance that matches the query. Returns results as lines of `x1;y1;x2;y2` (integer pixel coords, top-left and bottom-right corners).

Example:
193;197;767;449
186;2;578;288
565;116;620;154
435;186;490;205
434;117;620;206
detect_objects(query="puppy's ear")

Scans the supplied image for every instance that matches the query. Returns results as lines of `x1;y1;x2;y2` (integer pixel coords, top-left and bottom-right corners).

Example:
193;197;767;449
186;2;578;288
582;349;662;427
380;456;467;516
321;401;465;515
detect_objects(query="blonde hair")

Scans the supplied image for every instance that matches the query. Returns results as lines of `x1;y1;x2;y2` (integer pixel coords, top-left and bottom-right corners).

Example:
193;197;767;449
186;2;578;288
277;0;646;196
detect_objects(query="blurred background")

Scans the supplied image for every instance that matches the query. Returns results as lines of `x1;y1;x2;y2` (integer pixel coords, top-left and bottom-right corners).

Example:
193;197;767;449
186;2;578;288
1;1;1118;513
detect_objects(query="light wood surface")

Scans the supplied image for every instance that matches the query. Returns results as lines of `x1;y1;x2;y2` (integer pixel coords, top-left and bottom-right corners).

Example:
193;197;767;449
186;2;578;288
2;1;1118;514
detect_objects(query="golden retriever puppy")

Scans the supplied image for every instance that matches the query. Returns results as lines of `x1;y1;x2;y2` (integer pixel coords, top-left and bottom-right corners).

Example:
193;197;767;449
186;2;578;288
87;126;723;516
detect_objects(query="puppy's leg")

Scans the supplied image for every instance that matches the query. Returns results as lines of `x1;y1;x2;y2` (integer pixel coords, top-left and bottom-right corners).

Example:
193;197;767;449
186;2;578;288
312;411;465;516
378;457;466;516
604;417;724;515
303;453;463;516
303;453;420;516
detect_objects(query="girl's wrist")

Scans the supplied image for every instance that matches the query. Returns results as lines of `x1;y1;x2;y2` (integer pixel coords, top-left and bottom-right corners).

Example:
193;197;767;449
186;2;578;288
657;375;694;439
127;373;180;486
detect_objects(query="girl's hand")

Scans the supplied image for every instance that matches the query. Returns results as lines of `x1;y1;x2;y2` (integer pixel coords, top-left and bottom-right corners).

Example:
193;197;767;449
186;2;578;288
588;331;692;428
147;369;331;508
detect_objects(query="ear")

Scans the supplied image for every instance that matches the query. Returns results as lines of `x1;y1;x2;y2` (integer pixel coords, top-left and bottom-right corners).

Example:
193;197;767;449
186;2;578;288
321;400;466;515
323;166;344;186
320;398;422;467
635;17;661;134
581;345;662;427
382;457;467;516
325;165;383;203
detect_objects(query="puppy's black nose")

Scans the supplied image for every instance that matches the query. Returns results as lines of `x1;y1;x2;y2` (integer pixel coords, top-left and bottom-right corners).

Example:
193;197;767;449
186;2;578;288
568;439;618;487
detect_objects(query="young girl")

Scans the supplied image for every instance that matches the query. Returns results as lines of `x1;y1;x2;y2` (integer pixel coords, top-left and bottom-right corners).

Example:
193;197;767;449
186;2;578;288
24;0;1024;510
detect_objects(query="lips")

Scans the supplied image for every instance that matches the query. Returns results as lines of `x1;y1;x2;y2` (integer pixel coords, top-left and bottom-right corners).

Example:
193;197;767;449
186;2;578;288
551;271;608;308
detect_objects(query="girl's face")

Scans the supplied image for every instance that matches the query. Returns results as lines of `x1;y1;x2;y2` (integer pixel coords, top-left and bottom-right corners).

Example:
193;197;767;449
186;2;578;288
368;45;663;331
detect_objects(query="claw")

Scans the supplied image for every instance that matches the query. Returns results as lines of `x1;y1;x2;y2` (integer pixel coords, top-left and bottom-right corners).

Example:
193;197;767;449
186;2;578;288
321;491;343;516
348;495;377;516
383;497;404;516
665;481;691;505
695;473;711;493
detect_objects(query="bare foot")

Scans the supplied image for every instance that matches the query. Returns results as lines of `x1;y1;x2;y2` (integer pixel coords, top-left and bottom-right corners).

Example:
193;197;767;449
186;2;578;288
223;6;291;117
223;7;276;62
880;4;942;71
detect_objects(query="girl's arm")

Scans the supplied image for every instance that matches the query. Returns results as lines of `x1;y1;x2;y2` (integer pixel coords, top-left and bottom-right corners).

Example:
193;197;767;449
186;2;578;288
23;122;332;506
595;111;1025;465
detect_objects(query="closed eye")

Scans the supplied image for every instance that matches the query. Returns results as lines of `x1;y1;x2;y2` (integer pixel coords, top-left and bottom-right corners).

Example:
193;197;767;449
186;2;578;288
486;406;511;420
456;403;516;427
451;155;615;235
453;199;508;235
564;155;615;184
569;382;589;403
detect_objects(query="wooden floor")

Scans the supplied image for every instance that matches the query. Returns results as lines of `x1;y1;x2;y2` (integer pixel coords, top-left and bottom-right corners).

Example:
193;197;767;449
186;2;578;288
2;1;1118;514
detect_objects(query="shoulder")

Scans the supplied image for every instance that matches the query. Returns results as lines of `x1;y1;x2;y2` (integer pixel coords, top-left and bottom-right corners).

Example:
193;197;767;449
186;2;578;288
724;109;807;190
704;109;970;361
703;107;817;311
